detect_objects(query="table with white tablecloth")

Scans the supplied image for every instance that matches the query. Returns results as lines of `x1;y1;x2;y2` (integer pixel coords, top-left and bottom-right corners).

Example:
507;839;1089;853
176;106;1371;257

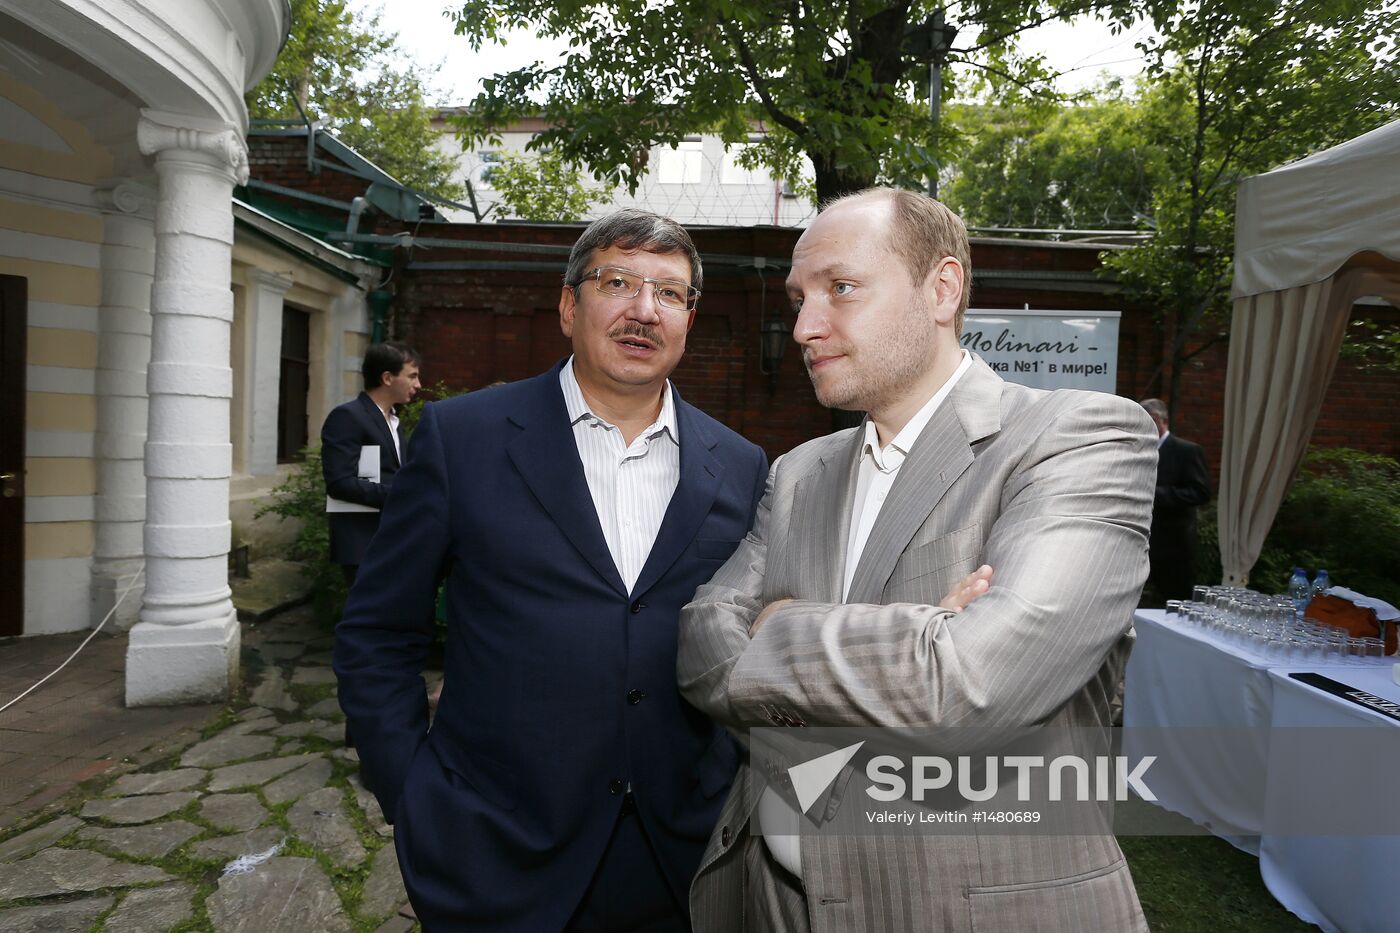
1123;609;1400;932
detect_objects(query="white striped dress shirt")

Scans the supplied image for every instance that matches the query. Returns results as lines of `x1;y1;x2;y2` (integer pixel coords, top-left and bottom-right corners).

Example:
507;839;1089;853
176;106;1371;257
560;358;681;594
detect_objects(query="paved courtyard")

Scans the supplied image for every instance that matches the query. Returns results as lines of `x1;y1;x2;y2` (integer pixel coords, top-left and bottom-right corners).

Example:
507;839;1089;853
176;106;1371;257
0;605;426;932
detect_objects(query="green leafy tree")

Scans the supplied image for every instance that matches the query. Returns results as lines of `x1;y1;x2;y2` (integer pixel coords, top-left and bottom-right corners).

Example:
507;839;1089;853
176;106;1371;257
449;0;1140;203
489;150;616;221
1100;0;1399;410
943;83;1162;230
248;0;465;200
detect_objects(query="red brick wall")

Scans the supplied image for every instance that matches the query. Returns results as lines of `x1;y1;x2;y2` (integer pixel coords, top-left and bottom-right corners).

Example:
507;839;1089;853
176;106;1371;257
386;224;1399;477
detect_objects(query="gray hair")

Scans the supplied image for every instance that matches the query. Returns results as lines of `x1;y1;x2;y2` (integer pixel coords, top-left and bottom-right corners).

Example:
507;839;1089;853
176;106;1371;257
1139;398;1169;423
564;209;703;292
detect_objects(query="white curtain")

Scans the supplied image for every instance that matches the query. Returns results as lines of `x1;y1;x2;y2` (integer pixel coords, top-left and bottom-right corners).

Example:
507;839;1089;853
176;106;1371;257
1217;269;1369;584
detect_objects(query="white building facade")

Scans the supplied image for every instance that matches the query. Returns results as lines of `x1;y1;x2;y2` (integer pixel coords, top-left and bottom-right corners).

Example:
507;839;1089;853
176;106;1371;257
432;113;818;227
0;0;377;705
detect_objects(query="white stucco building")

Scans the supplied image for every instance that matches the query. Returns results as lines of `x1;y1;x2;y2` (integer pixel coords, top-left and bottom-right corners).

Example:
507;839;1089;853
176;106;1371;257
431;113;819;227
0;1;382;705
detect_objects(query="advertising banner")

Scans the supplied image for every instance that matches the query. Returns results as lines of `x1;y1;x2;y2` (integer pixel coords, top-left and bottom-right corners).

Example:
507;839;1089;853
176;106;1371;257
962;309;1121;393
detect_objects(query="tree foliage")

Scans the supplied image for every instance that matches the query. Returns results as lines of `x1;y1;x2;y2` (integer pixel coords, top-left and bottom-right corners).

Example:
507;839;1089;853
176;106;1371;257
943;83;1162;230
449;0;1140;203
1099;0;1398;409
248;0;465;200
488;150;616;221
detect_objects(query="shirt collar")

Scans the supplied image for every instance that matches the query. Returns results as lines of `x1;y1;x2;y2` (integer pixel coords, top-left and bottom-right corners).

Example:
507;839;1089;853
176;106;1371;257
860;349;973;472
561;356;678;444
1158;430;1170;449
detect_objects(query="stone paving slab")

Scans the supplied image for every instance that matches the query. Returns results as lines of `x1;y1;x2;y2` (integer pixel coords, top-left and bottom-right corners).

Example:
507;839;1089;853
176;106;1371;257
190;826;286;862
106;768;206;796
180;732;278;768
348;774;391;837
0;847;170;900
249;670;297;711
237;706;274;722
206;856;351;933
360;843;408;922
77;820;202;859
226;717;279;736
264;758;333;805
200;793;269;832
270;719;325;738
250;642;305;662
0;894;114;932
81;791;198;825
103;881;196;932
207;753;321;792
0;815;82;863
291;666;338;686
314;723;345;743
287;787;366;866
306;697;344;719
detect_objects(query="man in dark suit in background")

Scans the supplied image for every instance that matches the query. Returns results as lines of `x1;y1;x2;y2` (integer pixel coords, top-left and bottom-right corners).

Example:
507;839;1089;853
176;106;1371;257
1140;397;1211;602
334;210;768;931
321;341;420;587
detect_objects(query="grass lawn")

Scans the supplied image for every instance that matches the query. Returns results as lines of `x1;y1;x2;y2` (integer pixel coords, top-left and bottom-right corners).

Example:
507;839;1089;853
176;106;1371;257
1121;836;1314;931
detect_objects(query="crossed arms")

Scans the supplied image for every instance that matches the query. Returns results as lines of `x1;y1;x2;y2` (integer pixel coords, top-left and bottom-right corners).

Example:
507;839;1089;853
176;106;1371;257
677;396;1157;734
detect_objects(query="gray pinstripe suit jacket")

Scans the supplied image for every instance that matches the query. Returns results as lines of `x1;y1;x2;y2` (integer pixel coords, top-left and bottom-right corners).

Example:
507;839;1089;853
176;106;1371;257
678;355;1156;933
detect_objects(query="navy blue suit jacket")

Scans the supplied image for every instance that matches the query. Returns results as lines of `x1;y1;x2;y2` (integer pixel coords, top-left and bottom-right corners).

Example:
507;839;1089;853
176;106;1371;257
333;362;767;930
321;392;405;566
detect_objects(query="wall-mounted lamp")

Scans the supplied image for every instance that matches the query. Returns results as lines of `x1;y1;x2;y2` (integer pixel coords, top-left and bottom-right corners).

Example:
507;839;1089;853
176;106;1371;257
760;317;789;393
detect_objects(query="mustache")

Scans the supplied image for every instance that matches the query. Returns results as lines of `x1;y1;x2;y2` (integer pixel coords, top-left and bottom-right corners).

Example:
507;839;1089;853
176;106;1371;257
608;321;664;348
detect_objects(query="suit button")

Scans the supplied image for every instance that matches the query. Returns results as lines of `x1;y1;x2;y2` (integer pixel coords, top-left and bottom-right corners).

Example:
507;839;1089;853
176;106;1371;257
609;779;625;795
630;600;645;613
721;826;733;848
627;689;646;705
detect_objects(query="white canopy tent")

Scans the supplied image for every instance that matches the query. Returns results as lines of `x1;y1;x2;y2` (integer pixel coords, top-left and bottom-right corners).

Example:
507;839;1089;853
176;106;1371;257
1220;119;1400;583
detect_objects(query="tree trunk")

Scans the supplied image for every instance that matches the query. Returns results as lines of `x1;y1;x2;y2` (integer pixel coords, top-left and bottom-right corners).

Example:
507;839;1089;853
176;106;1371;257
810;154;878;206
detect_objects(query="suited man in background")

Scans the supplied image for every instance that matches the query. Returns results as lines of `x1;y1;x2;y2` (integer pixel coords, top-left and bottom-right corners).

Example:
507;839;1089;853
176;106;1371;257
321;341;420;587
678;188;1156;932
1139;398;1212;603
334;210;768;931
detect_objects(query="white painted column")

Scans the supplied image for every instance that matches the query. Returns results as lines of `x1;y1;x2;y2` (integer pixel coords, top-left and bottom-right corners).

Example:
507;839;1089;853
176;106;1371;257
92;186;155;631
244;270;292;476
126;110;248;706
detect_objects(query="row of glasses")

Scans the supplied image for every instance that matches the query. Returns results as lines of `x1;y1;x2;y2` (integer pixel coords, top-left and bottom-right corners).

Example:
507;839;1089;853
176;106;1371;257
1164;586;1387;664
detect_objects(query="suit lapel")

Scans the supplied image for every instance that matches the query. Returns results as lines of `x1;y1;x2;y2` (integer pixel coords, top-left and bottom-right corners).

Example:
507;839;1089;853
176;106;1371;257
789;429;863;604
631;391;722;597
845;356;1004;604
505;371;627;596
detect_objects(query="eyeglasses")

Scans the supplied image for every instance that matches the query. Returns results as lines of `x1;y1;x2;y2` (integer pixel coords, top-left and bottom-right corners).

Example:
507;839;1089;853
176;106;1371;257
575;266;699;312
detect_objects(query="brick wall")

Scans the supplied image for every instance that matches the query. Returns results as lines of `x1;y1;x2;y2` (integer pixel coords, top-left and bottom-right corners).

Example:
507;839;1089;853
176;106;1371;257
392;224;1399;477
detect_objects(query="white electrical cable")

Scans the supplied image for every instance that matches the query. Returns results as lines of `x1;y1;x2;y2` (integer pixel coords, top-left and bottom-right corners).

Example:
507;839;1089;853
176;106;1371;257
0;565;145;715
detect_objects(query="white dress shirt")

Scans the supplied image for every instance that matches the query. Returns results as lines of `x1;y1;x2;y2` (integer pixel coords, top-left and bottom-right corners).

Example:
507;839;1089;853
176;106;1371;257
560;358;681;594
762;349;973;879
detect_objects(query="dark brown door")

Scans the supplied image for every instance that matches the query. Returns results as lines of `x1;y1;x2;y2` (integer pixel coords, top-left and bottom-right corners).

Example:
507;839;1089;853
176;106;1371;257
277;306;310;462
1;276;26;636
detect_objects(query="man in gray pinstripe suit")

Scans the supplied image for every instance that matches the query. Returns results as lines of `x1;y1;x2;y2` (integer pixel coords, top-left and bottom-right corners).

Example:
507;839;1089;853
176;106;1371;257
677;188;1155;932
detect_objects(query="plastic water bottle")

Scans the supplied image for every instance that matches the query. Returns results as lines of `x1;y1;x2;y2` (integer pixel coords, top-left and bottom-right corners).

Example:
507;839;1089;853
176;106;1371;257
1289;567;1311;617
1312;568;1331;598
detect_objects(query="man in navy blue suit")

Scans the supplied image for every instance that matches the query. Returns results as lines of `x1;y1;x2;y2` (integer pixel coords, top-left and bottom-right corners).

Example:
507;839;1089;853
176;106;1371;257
321;341;421;587
334;210;768;931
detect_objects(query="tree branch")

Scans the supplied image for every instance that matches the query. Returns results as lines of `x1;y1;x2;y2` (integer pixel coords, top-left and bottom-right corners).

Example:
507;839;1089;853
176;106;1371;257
724;24;808;138
956;58;1068;99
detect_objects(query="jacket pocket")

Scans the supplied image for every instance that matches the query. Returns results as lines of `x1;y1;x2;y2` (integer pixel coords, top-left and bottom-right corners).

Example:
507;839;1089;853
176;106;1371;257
966;859;1145;932
887;523;981;588
431;739;519;811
